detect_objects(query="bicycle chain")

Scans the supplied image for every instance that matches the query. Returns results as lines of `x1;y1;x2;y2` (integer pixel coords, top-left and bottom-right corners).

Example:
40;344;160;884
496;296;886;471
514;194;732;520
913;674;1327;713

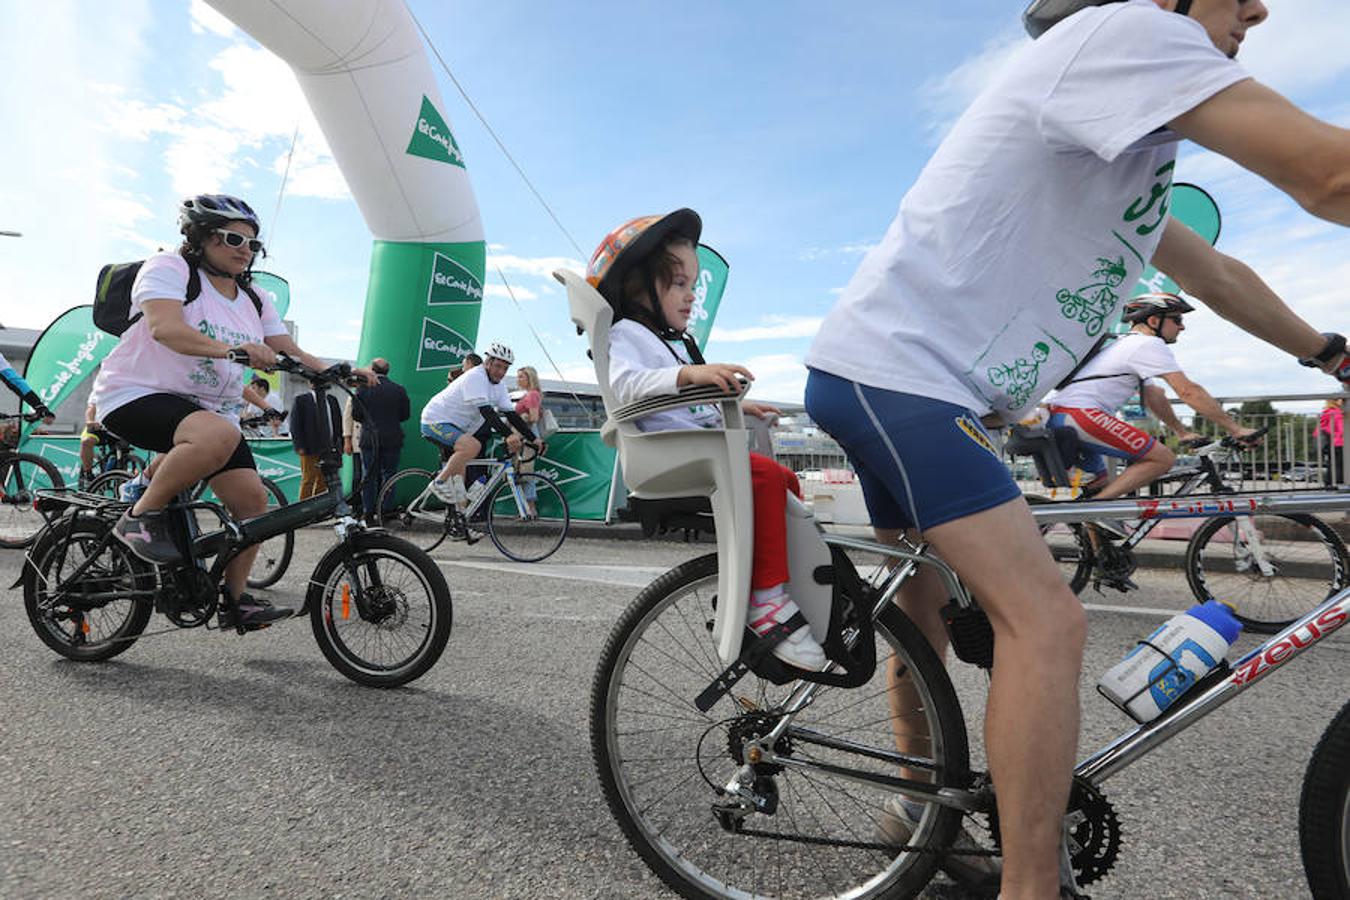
986;776;1121;885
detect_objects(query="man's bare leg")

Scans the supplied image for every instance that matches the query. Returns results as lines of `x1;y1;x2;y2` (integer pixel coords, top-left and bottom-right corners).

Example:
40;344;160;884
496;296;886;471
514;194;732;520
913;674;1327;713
1090;442;1175;500
922;498;1086;900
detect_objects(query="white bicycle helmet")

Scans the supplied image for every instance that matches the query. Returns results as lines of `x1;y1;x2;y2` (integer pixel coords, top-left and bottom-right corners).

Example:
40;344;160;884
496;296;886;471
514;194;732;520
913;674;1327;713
483;342;514;365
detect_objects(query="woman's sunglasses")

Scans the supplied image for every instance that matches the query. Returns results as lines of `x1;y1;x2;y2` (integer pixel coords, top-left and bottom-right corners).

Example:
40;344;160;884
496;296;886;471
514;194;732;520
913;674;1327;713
213;228;265;254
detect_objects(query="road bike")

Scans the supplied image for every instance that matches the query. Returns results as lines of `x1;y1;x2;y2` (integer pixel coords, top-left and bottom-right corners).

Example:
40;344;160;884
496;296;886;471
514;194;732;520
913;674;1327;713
85;466;294;590
0;411;63;549
589;490;1350;899
376;442;570;563
1015;424;1349;633
19;355;453;688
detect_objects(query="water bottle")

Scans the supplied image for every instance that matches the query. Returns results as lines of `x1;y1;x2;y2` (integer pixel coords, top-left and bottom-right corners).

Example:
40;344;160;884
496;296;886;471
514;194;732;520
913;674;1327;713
466;478;487;504
1097;600;1242;722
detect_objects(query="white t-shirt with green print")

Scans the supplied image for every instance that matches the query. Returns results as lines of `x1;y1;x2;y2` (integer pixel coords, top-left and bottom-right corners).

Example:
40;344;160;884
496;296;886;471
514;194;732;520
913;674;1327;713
806;0;1248;423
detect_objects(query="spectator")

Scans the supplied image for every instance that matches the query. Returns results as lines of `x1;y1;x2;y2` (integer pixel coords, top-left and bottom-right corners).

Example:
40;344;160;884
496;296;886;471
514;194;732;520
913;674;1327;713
79;403;102;487
447;352;483;386
1318;398;1345;485
514;365;544;517
290;382;343;499
354;357;411;520
245;375;287;436
342;395;363;515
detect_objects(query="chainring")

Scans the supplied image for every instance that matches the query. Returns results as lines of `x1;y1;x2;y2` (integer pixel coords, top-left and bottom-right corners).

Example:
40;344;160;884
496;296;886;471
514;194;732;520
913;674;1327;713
163;567;218;627
986;776;1121;886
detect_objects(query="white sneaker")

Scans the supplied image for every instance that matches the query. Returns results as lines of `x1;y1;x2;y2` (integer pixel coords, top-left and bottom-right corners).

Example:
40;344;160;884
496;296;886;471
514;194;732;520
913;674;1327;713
429;479;458;504
748;589;827;671
877;796;1001;890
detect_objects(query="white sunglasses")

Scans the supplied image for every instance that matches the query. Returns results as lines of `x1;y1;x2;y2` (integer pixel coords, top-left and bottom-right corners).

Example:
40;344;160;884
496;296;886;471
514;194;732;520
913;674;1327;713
213;228;264;253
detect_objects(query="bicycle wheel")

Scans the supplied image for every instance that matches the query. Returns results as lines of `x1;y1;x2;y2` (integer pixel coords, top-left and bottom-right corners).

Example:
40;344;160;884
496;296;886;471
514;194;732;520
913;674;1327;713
307;531;453;687
485;472;569;563
1300;699;1350;899
0;452;63;549
120;452;148;476
591;552;971;900
87;469;134;500
23;515;156;661
1026;495;1093;593
1185;513;1349;633
246;476;295;589
376;468;450;553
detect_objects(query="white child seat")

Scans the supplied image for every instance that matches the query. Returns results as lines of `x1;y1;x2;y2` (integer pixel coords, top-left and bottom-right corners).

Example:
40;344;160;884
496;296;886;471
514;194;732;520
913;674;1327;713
554;269;833;666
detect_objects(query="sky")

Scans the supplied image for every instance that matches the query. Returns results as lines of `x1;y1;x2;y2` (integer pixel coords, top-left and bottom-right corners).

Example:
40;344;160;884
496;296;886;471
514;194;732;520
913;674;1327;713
3;0;1350;410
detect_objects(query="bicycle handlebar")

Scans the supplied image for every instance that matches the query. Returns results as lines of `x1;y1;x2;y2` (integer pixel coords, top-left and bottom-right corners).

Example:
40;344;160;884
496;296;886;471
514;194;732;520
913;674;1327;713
226;350;360;390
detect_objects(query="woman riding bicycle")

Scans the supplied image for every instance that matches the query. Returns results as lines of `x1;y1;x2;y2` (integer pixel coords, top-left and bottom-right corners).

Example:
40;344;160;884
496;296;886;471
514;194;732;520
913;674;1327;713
92;193;372;627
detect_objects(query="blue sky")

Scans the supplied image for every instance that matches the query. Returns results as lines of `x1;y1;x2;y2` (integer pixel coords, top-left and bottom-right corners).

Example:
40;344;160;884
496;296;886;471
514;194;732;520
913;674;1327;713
3;0;1350;408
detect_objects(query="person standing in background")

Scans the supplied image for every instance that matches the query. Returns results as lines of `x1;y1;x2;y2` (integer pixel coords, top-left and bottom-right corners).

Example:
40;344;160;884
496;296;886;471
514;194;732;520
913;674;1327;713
513;365;544;518
342;394;363;515
290;383;343;498
354;357;410;519
1318;397;1345;485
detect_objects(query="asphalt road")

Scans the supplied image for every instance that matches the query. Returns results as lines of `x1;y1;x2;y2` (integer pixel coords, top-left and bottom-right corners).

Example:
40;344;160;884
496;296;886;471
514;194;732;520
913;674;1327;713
1;525;1346;899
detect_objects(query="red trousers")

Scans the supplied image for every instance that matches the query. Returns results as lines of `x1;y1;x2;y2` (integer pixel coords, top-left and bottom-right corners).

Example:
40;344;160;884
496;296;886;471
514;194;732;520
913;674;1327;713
749;452;801;589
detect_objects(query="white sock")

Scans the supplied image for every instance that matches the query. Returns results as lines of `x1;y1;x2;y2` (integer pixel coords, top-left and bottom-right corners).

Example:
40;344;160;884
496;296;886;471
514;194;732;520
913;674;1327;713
450;474;467;502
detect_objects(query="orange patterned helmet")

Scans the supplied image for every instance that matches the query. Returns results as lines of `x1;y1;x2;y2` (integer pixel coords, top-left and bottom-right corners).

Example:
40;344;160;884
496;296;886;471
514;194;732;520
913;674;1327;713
585;208;702;309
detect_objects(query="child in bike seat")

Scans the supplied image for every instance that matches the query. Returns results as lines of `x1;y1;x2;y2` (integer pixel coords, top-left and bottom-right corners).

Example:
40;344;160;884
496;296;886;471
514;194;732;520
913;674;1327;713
588;209;826;672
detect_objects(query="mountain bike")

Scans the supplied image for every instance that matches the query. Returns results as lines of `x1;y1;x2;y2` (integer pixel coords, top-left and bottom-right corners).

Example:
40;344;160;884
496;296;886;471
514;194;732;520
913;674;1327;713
376;442;570;563
590;492;1350;899
19;355;453;688
85;467;294;590
0;411;63;549
1020;424;1349;633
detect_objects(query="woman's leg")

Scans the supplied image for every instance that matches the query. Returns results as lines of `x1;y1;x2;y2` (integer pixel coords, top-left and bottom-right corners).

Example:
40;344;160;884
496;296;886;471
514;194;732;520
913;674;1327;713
131;411;238;515
209;466;270;601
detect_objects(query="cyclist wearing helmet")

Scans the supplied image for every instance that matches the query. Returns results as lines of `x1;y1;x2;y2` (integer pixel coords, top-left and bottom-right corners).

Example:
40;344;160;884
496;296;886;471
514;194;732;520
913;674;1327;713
419;341;536;509
1046;292;1259;499
804;1;1350;895
590;209;826;673
92;193;374;628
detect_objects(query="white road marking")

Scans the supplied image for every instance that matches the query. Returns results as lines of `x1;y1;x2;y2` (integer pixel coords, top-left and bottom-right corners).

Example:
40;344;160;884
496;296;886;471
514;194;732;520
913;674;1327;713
1082;602;1185;617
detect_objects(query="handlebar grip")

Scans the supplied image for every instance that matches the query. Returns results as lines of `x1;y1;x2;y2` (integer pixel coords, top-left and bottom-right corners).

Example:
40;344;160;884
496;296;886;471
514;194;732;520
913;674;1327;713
225;348;250;365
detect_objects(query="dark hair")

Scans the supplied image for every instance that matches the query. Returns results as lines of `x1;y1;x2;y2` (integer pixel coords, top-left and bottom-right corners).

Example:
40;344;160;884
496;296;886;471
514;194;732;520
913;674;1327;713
371;359;390;375
250;376;269;388
463;352;483;367
178;220;259;284
616;235;695;326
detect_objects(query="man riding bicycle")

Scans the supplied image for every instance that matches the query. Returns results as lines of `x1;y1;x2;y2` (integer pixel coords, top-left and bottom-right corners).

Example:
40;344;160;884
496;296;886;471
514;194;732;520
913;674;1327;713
804;1;1350;896
0;350;53;424
1047;291;1261;500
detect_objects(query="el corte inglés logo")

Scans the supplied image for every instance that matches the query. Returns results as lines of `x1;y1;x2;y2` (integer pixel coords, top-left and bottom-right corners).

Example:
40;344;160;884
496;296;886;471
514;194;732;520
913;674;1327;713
417;318;475;371
428;252;484;305
407;96;465;168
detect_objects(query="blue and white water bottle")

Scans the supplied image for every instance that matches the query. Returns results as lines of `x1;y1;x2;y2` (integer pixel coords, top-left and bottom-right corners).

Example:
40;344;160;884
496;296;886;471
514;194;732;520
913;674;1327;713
1097;600;1242;722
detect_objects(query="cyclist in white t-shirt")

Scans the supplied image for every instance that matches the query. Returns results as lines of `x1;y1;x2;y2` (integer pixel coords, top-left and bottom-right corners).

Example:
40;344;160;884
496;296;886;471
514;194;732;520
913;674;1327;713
1047;292;1260;499
804;2;1350;896
93;194;373;629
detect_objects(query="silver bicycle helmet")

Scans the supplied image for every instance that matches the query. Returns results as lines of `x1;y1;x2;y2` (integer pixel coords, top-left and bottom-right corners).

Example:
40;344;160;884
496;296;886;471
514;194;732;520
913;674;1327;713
483;342;514;365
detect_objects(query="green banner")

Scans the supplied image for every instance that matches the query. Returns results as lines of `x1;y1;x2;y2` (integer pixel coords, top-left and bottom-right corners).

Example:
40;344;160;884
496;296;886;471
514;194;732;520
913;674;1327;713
1121;182;1222;333
251;270;291;319
22;305;116;439
687;244;730;351
359;238;487;474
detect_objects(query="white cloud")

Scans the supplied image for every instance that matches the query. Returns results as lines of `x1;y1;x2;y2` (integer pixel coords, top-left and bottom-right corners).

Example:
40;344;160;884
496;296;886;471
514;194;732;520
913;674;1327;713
711;315;823;343
488;252;587;279
739;353;810;406
189;0;237;38
486;283;540;302
797;242;876;263
1238;0;1350;95
918;29;1028;140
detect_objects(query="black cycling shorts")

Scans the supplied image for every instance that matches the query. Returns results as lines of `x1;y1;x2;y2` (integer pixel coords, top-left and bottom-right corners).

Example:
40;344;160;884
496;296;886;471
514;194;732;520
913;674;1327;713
102;393;255;477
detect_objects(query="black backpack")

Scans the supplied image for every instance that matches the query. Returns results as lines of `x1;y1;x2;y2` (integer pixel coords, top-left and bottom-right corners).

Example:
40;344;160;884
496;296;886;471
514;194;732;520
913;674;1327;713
93;258;262;336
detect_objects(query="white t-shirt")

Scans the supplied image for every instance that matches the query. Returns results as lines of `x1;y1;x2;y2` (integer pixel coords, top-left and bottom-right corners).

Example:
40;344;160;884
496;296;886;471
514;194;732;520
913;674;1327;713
91;252;288;422
1048;331;1181;412
246;390;289;435
420;364;513;434
805;0;1247;423
609;319;722;432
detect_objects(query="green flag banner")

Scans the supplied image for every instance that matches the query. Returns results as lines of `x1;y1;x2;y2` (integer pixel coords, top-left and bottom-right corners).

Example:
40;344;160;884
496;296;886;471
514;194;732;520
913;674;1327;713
21;305;115;440
687;244;730;351
1121;182;1222;333
251;270;291;319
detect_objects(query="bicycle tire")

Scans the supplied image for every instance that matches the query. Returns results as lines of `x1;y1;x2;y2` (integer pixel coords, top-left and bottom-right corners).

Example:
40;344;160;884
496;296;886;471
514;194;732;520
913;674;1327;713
307;531;453;687
87;469;134;500
246;476;295;589
377;468;449;553
591;552;970;900
0;452;63;549
1299;698;1350;899
485;472;569;563
120;452;148;476
23;515;155;661
1026;495;1094;594
1184;513;1349;634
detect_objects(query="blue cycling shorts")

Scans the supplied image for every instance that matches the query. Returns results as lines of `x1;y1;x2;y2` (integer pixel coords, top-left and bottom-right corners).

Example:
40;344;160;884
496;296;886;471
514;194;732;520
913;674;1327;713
421;421;467;449
803;368;1021;532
